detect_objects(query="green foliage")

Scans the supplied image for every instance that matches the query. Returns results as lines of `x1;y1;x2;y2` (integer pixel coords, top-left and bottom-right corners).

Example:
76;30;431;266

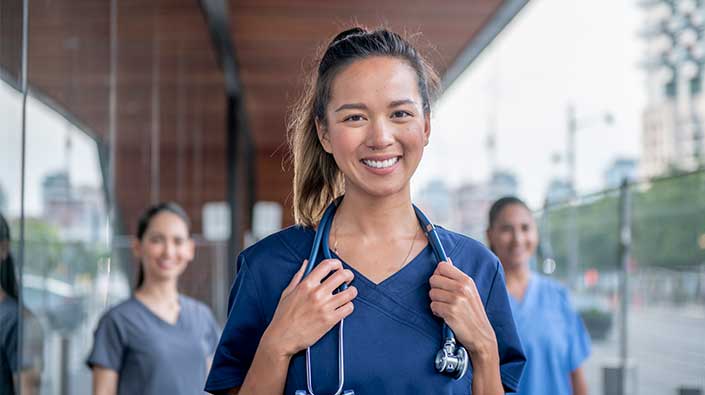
541;171;705;272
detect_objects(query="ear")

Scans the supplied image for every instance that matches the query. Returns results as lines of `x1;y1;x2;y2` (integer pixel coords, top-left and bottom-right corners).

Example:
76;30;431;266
316;118;333;153
423;114;431;146
184;238;195;262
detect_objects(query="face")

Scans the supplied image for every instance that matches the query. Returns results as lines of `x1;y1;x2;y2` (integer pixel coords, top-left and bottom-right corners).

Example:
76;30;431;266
486;204;538;270
317;56;430;199
132;211;194;285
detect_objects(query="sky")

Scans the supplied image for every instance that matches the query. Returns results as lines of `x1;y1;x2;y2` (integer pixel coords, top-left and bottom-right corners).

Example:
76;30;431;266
413;0;646;208
0;84;103;217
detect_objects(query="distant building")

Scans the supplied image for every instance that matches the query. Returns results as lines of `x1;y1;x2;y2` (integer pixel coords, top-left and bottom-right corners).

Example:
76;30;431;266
639;0;705;177
604;158;639;189
545;178;573;205
42;171;105;242
416;170;520;240
416;179;452;226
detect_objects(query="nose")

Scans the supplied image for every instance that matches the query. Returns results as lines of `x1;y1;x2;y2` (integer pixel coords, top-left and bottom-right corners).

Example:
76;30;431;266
163;240;176;258
366;117;394;150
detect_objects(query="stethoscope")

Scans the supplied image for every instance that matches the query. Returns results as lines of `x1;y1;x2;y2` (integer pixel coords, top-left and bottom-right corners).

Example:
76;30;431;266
295;199;469;395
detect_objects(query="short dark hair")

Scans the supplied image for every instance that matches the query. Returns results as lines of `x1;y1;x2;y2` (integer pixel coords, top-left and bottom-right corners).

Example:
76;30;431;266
488;196;530;229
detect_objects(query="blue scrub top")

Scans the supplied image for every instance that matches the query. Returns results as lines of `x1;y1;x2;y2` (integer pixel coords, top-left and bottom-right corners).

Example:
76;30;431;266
508;273;591;395
205;225;526;394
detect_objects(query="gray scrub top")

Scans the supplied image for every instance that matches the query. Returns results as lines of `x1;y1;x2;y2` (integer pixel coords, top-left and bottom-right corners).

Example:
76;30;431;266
87;295;221;395
0;297;18;395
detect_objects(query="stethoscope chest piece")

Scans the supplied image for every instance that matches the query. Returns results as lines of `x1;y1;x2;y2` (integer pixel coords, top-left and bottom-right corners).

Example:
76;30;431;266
434;330;469;380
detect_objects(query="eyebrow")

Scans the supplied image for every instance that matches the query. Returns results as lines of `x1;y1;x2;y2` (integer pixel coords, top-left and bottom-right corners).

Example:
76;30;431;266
334;99;417;113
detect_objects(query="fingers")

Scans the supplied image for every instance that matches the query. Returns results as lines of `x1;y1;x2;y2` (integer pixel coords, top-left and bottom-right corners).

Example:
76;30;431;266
327;285;358;309
434;260;465;280
430;264;479;300
320;267;354;294
304;258;343;284
428;287;456;304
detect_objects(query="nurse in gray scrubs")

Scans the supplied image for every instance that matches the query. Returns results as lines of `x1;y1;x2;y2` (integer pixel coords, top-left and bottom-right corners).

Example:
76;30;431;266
88;202;221;395
1;213;41;395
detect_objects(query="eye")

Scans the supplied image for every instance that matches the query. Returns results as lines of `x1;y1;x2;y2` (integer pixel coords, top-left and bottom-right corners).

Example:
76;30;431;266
148;235;165;244
391;110;412;119
343;114;366;122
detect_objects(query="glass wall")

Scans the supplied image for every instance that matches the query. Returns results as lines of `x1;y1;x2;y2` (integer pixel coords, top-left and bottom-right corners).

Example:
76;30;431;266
413;0;705;393
1;1;229;394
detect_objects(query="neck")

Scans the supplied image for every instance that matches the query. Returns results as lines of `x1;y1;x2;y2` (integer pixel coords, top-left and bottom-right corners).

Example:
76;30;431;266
136;280;179;304
334;187;418;239
503;263;531;300
0;289;5;302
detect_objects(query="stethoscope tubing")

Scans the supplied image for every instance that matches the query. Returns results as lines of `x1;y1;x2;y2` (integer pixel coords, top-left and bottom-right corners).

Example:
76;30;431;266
300;200;464;394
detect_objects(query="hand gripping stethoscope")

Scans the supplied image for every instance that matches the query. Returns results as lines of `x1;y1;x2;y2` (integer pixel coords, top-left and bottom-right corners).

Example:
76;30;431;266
295;199;469;395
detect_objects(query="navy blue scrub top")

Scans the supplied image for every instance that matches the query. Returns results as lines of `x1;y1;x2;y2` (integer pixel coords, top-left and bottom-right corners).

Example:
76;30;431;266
205;225;526;394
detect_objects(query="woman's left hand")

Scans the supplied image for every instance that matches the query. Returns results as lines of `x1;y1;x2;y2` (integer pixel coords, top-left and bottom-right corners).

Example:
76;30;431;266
429;259;499;359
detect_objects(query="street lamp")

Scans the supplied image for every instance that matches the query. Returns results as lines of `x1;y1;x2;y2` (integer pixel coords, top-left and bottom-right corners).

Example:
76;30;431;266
563;105;614;288
566;104;615;197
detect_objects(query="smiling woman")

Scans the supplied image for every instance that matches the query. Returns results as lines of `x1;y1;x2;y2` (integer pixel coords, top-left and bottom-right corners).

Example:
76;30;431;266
205;27;526;395
87;202;221;395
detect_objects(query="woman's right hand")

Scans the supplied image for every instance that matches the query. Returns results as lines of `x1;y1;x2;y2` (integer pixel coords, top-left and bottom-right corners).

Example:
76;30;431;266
260;259;357;358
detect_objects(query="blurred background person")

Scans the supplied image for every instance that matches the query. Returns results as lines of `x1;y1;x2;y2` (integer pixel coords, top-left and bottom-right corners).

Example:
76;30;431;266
486;197;590;395
87;202;220;395
1;213;42;395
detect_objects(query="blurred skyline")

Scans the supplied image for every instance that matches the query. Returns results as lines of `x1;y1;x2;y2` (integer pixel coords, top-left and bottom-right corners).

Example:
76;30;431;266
415;0;645;208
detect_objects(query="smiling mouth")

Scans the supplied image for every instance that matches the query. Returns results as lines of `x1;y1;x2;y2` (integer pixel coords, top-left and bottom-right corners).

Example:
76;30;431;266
361;156;400;169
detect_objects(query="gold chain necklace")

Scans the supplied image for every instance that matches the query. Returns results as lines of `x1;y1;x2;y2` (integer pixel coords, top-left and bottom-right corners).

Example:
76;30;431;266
332;222;420;268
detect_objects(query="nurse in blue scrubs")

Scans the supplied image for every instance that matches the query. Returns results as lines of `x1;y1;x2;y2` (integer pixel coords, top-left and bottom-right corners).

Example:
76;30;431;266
205;27;525;395
486;197;591;395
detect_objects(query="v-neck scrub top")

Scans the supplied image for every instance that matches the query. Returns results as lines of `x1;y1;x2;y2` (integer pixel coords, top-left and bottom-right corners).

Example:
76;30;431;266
508;273;591;395
205;225;526;394
87;295;221;395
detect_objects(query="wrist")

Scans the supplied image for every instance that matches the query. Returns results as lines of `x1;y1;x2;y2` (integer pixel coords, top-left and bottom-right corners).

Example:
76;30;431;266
468;339;499;367
259;328;294;361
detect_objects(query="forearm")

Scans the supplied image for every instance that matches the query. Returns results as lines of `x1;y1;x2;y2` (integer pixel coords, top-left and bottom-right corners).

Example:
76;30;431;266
470;348;503;395
571;368;588;395
238;332;292;395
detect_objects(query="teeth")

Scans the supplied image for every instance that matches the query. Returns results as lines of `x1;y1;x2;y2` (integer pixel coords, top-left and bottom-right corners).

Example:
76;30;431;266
362;157;399;169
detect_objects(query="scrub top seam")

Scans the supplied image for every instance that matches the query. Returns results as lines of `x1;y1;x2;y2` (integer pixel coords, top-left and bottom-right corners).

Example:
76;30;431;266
354;296;439;344
484;261;501;306
275;228;307;263
239;256;268;329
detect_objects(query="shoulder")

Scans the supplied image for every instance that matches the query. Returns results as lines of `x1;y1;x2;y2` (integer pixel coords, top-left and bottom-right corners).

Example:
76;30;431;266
532;273;575;309
99;297;139;321
180;295;216;320
436;226;500;280
533;273;570;298
238;225;314;272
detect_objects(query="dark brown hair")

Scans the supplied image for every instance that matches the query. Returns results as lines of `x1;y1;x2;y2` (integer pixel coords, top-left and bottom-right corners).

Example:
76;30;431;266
0;213;18;300
288;27;440;227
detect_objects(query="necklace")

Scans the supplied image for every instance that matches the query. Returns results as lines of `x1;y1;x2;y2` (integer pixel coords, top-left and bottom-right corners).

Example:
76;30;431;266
332;221;420;268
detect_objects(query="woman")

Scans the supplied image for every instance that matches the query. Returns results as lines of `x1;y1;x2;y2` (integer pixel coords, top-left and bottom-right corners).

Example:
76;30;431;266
88;202;221;395
486;196;591;395
205;28;525;394
1;213;41;395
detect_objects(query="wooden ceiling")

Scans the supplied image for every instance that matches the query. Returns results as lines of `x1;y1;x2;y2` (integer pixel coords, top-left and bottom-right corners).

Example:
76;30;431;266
8;0;515;233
